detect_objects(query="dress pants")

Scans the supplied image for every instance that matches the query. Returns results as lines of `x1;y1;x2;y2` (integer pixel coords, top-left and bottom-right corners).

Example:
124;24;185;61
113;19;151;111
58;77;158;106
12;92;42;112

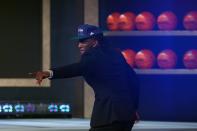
89;121;135;131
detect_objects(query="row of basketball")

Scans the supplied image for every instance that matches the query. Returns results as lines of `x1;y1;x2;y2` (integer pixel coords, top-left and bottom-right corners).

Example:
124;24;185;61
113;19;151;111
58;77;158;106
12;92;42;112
106;11;197;31
121;49;197;69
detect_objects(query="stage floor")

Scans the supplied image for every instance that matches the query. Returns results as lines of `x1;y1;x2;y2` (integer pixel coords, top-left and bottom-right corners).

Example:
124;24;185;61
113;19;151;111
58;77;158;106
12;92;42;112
0;118;196;131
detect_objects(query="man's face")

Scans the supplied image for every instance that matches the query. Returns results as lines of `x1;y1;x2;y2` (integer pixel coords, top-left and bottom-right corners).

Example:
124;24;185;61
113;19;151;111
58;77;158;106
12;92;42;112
78;38;97;55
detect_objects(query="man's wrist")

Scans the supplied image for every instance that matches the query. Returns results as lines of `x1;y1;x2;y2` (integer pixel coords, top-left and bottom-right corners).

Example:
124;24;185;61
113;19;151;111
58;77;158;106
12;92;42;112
47;70;53;79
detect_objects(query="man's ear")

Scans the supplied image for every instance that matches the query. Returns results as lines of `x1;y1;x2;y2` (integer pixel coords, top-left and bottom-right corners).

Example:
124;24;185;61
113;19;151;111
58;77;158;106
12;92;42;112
92;40;98;47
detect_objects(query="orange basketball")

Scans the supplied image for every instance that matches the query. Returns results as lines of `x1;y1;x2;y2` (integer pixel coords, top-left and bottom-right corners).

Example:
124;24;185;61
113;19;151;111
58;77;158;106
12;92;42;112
135;11;155;31
183;49;197;69
157;49;177;69
183;11;197;30
121;49;136;67
119;12;136;31
106;12;120;31
157;11;177;30
135;49;155;69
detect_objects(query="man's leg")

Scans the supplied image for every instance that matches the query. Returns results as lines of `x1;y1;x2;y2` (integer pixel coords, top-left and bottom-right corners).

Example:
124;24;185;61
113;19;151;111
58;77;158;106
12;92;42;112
123;121;135;131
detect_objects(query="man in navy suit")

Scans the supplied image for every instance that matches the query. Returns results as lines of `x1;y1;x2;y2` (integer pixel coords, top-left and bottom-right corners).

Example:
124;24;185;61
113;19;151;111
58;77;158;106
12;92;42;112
33;24;140;131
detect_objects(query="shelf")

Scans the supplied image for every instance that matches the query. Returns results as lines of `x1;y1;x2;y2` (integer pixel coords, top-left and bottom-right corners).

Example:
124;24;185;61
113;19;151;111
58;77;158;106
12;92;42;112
104;31;197;36
134;69;197;75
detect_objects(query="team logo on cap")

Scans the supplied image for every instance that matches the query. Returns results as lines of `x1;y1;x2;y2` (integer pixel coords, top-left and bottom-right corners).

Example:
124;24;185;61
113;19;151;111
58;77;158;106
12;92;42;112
90;32;94;36
78;28;83;33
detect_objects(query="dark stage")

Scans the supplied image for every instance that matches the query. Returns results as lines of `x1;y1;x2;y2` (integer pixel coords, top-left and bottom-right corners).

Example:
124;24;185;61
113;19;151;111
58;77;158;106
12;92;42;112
0;119;196;131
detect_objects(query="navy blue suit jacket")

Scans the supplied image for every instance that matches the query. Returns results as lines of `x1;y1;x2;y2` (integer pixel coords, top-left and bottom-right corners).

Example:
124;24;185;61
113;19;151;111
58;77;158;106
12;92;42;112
51;45;139;127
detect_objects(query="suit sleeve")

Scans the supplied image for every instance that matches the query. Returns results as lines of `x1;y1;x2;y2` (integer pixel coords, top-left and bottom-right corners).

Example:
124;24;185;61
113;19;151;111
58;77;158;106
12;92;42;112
50;63;83;79
50;52;96;79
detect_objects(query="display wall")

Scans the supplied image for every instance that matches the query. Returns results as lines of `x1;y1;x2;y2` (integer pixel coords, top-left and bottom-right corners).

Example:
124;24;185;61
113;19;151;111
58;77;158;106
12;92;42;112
99;0;197;121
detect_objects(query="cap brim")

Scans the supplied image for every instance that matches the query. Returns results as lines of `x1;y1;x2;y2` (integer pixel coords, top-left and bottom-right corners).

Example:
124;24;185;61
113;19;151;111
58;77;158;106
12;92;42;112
70;36;90;41
70;33;103;41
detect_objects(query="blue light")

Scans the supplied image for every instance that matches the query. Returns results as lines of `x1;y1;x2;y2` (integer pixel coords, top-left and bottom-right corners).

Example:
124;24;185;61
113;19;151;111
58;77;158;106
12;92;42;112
3;104;13;113
15;104;25;113
48;104;58;112
0;105;2;113
59;104;70;113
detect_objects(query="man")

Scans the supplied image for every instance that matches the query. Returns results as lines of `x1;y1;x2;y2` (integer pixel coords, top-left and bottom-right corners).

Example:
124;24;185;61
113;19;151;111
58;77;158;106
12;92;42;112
33;24;140;131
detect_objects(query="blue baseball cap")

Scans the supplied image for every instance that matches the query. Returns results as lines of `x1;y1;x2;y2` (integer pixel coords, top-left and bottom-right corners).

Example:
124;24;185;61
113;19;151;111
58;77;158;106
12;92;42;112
72;24;103;41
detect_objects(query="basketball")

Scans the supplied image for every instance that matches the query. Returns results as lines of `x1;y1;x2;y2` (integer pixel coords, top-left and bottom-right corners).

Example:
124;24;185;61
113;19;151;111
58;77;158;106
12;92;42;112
135;11;155;31
121;49;136;67
157;49;177;69
157;11;177;30
183;11;197;30
119;12;136;31
183;49;197;69
135;49;155;69
106;12;120;31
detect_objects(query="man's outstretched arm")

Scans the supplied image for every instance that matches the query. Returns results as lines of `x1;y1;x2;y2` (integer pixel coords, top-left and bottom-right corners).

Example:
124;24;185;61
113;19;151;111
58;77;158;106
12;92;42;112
30;62;83;85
